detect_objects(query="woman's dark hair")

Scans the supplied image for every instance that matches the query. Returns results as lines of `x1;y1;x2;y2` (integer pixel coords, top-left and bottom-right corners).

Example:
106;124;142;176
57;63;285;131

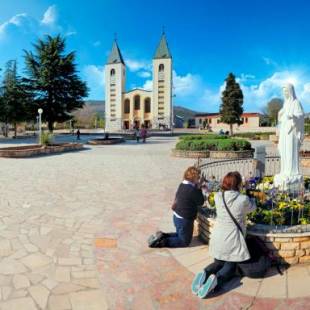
221;171;242;191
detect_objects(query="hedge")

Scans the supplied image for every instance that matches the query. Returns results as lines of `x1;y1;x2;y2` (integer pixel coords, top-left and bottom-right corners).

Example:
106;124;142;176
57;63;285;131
179;134;227;141
176;138;252;151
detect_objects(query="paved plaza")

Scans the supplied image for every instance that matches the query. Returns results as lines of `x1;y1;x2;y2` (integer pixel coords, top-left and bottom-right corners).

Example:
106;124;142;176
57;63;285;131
0;136;309;309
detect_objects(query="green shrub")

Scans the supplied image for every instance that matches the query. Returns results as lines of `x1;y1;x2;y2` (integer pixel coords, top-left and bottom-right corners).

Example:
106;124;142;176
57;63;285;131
40;131;53;145
305;124;310;135
179;134;227;141
176;138;251;151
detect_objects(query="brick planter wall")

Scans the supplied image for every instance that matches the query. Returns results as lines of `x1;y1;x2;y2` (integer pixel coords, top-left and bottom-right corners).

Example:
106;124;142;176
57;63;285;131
209;150;254;159
88;138;125;145
171;149;210;158
301;157;310;168
0;143;84;158
197;212;310;265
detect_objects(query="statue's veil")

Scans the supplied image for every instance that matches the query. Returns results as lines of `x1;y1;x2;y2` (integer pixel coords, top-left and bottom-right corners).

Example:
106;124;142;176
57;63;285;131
283;83;304;142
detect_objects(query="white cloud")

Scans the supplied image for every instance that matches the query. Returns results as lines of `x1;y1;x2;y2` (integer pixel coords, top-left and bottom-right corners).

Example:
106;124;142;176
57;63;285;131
83;65;105;99
173;71;202;97
199;71;310;112
126;58;151;72
143;79;153;91
137;71;151;78
239;71;310;110
0;5;74;42
41;5;57;26
64;31;77;37
84;65;105;86
0;13;30;39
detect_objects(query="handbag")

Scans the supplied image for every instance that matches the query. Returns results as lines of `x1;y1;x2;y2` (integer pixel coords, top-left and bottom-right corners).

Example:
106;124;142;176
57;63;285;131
221;191;273;278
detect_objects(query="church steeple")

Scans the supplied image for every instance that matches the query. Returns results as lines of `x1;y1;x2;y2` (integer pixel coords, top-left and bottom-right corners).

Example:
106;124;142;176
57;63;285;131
107;40;125;65
153;32;172;59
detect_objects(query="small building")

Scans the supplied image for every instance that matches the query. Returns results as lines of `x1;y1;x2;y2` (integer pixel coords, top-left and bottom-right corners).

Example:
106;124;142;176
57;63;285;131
195;112;263;132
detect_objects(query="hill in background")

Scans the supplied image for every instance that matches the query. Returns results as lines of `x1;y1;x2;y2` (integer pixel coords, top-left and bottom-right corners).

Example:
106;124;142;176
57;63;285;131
77;100;197;121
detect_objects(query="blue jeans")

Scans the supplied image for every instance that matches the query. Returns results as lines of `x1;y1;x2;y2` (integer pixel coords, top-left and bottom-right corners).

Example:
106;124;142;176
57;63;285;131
204;259;237;287
165;215;194;248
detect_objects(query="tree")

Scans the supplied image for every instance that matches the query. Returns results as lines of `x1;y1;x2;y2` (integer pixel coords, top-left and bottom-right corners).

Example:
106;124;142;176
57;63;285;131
24;34;88;132
266;98;283;126
0;60;29;137
219;73;244;135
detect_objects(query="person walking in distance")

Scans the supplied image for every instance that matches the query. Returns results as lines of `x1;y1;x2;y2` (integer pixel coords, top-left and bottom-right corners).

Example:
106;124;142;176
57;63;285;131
141;124;148;143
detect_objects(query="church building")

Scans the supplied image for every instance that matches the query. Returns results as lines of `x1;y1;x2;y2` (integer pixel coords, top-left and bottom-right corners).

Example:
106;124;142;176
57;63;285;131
104;33;173;131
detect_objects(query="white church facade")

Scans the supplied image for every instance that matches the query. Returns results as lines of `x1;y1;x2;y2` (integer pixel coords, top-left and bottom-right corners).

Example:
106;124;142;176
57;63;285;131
104;34;173;131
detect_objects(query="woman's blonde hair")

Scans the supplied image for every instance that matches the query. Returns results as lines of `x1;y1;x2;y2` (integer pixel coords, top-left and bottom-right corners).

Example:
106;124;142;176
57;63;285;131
183;166;200;182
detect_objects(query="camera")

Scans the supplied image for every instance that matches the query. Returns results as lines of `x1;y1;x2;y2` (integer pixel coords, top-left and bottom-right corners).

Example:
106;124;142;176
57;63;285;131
246;189;255;199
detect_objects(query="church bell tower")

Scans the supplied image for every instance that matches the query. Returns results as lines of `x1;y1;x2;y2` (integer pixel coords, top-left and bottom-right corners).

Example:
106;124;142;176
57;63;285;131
105;39;126;131
152;32;172;129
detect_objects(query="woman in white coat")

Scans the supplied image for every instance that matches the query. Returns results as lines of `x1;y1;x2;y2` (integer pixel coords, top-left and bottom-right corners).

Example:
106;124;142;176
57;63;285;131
192;171;256;298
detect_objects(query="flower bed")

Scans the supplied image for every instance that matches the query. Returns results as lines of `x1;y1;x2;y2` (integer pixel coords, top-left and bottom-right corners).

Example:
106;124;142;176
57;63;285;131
198;175;310;265
0;143;84;158
197;213;310;265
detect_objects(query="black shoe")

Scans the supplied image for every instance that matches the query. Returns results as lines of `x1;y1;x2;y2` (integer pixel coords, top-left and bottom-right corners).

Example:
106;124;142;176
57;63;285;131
148;231;165;248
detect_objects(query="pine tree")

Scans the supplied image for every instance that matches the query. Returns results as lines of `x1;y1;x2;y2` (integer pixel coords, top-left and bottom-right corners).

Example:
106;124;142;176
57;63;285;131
24;35;88;132
219;73;244;135
0;60;29;137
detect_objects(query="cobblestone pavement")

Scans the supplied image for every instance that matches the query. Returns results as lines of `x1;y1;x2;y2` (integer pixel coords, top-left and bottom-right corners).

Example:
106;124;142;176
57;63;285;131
0;136;309;309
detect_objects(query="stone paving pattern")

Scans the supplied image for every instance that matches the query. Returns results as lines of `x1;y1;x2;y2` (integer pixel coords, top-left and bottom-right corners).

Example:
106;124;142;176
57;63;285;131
0;136;309;309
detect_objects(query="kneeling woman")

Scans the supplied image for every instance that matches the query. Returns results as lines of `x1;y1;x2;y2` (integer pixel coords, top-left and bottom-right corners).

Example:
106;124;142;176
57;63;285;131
192;171;256;298
148;166;205;248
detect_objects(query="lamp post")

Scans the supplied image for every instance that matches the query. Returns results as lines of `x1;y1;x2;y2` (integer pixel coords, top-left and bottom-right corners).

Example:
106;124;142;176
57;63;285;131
171;93;176;135
36;116;39;136
38;108;43;144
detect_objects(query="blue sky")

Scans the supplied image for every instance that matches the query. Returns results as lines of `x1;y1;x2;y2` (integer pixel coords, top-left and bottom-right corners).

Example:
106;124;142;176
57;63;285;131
1;0;310;112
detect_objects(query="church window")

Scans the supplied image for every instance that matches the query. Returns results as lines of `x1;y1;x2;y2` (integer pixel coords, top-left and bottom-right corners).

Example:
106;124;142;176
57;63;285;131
144;98;151;113
110;69;115;76
134;95;140;110
158;64;165;81
124;99;130;113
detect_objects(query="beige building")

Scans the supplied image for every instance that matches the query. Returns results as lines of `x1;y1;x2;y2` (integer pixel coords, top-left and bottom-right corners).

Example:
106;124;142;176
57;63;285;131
105;34;173;131
195;112;264;132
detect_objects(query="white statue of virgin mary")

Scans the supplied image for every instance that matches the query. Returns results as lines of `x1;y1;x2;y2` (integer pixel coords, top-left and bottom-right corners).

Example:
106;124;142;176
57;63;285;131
274;83;304;191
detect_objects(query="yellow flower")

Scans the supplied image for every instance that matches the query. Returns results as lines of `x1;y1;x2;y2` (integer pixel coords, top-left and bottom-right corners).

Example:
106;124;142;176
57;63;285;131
208;192;215;207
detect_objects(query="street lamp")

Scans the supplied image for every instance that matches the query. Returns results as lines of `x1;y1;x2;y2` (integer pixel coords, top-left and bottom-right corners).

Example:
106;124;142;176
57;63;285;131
38;108;43;144
36;116;39;136
171;94;176;135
